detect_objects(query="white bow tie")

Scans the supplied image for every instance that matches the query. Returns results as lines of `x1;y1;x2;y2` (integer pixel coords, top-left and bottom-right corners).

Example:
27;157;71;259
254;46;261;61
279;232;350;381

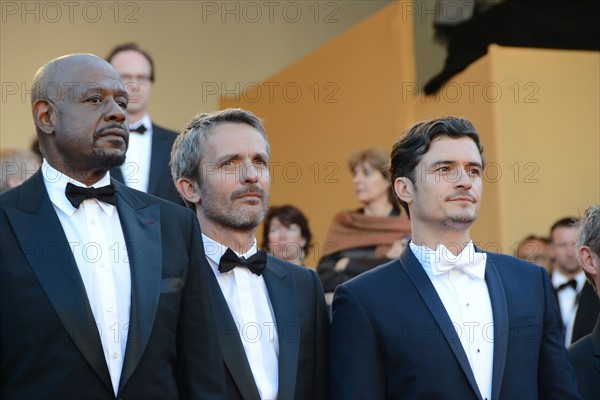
430;244;487;279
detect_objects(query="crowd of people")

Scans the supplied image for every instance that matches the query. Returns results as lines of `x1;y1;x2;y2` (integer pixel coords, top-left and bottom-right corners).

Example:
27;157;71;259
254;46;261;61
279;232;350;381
1;45;598;399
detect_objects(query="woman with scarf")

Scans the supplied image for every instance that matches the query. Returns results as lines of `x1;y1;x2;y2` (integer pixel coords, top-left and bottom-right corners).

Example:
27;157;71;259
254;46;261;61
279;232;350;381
317;147;411;306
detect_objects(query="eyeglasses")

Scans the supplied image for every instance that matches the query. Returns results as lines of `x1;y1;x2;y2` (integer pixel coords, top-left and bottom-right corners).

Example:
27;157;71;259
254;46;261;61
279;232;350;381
120;74;152;84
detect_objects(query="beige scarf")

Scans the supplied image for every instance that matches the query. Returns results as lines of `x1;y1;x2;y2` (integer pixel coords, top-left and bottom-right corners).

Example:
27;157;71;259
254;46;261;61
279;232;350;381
322;210;412;258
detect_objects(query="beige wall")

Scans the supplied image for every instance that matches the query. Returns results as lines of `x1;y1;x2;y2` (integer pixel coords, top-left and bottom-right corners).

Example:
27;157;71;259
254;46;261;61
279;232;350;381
223;3;599;264
3;1;598;263
412;45;600;253
0;0;393;148
221;2;415;267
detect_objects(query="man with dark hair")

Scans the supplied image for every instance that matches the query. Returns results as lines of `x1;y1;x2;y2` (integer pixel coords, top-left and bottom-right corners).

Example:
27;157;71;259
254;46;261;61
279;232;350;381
106;43;182;204
568;204;600;400
330;116;582;399
0;54;225;399
516;234;552;272
550;217;600;346
171;108;329;400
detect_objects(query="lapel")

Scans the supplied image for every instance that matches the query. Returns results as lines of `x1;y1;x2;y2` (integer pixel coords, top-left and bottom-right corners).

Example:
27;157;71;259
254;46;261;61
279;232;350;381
263;257;300;400
3;171;113;392
209;272;261;399
480;250;509;400
399;248;482;400
112;181;163;392
147;125;170;195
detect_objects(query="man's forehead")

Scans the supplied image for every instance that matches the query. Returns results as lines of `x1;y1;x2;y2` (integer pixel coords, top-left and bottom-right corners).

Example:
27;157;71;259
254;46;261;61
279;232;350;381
420;136;481;162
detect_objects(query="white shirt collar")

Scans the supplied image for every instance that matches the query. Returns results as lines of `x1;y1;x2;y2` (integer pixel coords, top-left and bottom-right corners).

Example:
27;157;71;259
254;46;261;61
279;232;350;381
552;269;586;292
410;240;486;279
129;114;152;132
41;159;114;217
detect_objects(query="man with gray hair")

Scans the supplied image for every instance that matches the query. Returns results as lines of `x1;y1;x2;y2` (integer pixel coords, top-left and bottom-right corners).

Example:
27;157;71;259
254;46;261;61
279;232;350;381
171;108;328;400
568;204;600;400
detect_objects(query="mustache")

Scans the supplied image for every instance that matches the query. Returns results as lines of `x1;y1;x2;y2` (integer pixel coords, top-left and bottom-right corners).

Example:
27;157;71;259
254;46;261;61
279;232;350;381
446;192;477;202
95;123;128;137
232;185;265;200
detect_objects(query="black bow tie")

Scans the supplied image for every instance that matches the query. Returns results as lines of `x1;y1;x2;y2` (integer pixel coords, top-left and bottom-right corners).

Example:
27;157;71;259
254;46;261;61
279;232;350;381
65;182;116;208
218;248;267;276
130;125;147;134
556;279;578;292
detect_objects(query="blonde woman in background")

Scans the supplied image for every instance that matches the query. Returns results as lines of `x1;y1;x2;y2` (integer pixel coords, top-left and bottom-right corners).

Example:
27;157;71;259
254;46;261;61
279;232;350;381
317;147;411;305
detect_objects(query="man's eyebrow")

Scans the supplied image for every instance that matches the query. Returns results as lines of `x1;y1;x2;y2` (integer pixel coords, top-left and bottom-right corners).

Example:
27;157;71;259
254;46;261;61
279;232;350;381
428;160;455;169
428;160;483;168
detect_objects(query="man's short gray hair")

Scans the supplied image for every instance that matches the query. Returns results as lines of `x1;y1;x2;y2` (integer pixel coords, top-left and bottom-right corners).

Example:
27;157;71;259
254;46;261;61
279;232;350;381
577;204;600;256
170;108;269;208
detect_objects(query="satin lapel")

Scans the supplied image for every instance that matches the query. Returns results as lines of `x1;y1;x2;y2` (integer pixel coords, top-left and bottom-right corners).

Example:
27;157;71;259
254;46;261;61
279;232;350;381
399;248;482;399
3;172;112;391
263;257;299;400
147;126;170;195
482;253;508;400
209;272;261;399
114;186;163;391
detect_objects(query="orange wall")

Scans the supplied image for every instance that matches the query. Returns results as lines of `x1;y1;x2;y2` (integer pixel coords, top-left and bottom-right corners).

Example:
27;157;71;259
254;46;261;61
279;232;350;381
222;2;415;267
223;2;599;265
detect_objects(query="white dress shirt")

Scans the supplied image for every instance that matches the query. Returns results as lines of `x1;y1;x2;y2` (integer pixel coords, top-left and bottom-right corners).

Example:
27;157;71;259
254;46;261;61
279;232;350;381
202;234;279;400
552;270;586;346
42;160;131;395
410;241;494;400
122;114;152;192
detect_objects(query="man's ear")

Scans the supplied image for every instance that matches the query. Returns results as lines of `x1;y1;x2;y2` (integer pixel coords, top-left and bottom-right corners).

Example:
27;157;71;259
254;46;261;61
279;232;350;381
394;177;414;205
32;100;55;134
176;177;201;204
578;245;599;278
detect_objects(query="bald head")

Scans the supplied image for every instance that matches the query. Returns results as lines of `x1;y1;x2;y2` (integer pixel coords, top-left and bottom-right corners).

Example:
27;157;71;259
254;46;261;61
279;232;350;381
32;54;121;105
31;53;130;185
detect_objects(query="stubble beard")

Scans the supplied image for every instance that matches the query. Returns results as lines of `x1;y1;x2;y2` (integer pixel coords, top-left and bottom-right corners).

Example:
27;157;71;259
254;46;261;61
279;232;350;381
441;210;478;230
202;188;269;232
91;147;126;170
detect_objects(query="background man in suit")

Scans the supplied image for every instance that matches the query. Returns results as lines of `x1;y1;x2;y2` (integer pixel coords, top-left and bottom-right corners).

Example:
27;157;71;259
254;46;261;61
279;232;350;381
171;108;329;400
550;217;600;346
329;117;582;399
106;43;182;204
0;54;225;399
568;204;600;400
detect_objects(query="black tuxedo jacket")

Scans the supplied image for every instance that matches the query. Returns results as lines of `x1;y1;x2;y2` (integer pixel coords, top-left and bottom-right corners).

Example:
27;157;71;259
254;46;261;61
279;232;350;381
330;247;582;399
0;171;225;399
111;123;183;205
209;256;329;400
561;281;600;344
568;316;600;400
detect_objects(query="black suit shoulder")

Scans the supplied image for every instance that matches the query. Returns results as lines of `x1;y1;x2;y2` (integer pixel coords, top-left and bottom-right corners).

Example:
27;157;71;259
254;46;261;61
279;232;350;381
114;179;185;209
152;123;178;137
568;317;600;400
569;333;594;362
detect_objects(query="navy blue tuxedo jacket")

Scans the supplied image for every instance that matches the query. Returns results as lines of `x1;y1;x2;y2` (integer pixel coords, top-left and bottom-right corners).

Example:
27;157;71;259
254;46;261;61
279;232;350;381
111;123;183;205
0;171;225;399
330;246;582;399
209;256;329;400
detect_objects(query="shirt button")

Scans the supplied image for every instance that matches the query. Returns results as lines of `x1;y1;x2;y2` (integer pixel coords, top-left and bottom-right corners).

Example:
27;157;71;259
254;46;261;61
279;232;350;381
106;307;113;312
99;262;105;268
112;352;118;360
466;303;470;307
91;219;97;226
